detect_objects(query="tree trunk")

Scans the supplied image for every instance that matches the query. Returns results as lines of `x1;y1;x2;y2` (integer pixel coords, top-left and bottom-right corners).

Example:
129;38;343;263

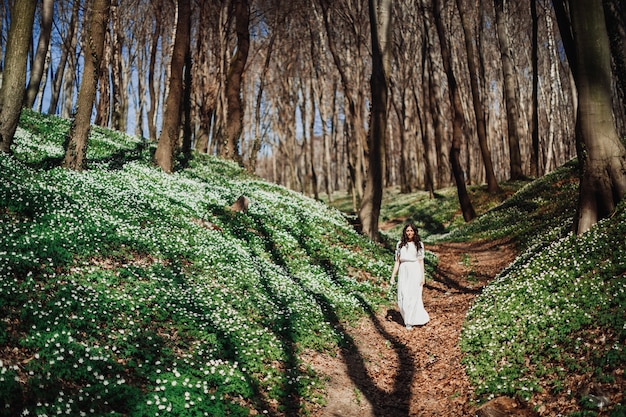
223;0;250;164
565;0;626;234
432;0;476;222
359;0;391;241
63;0;111;170
154;0;191;173
603;0;626;136
494;0;524;180
530;0;540;177
457;0;499;193
147;2;162;141
23;0;54;109
0;0;37;153
48;1;80;116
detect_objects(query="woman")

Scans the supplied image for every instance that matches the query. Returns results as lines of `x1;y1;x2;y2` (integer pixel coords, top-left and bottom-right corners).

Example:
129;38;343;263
390;223;430;329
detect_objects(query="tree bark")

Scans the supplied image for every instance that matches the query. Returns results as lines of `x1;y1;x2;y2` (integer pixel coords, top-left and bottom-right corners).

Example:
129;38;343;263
154;0;191;173
147;2;162;141
222;0;250;164
457;0;499;192
62;0;111;171
530;0;540;177
563;0;626;234
494;0;524;180
432;0;476;222
0;0;37;153
48;1;80;116
23;0;54;109
359;0;391;241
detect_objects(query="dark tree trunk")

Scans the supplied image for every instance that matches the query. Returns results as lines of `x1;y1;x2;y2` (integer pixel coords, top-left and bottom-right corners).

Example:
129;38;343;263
457;0;499;193
24;0;54;109
154;0;191;173
432;0;476;222
222;0;250;164
359;0;391;241
557;0;626;234
63;0;111;170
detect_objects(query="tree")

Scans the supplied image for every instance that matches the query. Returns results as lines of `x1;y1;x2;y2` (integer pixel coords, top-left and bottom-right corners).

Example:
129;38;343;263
0;0;37;154
47;1;80;116
220;0;250;164
153;0;191;173
456;0;499;193
431;0;476;222
63;0;111;170
494;0;524;180
359;0;391;241
24;0;54;109
555;0;626;234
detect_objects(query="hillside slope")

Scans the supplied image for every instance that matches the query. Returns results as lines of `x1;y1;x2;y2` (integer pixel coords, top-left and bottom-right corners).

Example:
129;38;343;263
0;111;392;416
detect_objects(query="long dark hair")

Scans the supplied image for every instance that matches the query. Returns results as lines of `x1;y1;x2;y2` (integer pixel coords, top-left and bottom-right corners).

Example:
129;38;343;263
399;223;421;249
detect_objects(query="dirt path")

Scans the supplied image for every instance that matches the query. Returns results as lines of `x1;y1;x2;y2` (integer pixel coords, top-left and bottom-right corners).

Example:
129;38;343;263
305;239;518;417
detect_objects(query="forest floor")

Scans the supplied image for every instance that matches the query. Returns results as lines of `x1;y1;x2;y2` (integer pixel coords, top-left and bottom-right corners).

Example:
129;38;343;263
303;238;518;417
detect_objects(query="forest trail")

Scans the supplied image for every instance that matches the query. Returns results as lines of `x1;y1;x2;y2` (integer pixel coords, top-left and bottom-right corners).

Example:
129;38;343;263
304;238;518;417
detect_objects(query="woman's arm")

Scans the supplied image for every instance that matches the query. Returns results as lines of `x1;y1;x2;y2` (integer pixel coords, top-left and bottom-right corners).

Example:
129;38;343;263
390;254;400;284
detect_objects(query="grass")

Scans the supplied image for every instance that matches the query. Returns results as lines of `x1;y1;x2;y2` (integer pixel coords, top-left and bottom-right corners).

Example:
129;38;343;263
1;109;624;416
1;110;392;416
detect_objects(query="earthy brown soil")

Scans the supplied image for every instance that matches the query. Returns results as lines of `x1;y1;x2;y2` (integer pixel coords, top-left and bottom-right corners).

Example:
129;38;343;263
304;238;518;417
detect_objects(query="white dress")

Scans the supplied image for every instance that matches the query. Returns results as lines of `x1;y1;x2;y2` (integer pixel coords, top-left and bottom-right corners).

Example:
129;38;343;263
396;241;430;326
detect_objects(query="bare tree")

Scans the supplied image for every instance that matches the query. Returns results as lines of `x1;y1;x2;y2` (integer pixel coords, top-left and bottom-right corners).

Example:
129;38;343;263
0;0;37;153
457;0;499;193
220;0;250;164
63;0;111;170
359;0;392;241
494;0;524;180
555;0;626;234
153;0;191;172
24;0;54;109
431;0;476;222
47;1;80;116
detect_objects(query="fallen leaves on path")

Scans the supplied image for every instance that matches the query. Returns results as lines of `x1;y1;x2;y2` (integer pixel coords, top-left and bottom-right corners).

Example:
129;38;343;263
305;239;518;417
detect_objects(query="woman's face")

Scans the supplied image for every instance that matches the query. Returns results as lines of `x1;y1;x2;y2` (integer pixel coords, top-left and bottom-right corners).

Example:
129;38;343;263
405;227;415;240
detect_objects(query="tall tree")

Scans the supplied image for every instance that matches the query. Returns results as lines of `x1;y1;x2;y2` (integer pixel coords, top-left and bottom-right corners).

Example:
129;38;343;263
494;0;524;180
0;0;37;153
47;1;80;116
529;0;540;177
23;0;54;109
555;0;626;234
431;0;476;222
221;0;250;164
153;0;191;173
359;0;391;241
456;0;499;193
63;0;111;170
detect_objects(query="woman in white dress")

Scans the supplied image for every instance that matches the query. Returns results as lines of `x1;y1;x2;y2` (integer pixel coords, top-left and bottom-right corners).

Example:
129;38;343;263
389;224;430;329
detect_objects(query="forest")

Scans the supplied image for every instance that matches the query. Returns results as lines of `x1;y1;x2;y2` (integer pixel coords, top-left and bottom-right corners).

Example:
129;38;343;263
0;0;625;416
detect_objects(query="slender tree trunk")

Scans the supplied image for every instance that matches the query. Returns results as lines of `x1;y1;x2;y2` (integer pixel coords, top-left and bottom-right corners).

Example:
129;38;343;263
432;0;476;221
564;0;626;234
494;0;524;180
63;0;111;170
154;0;191;173
0;0;37;153
309;79;320;200
603;0;626;135
24;0;54;109
95;29;111;127
457;0;499;192
223;0;250;164
530;0;540;177
147;3;162;141
48;1;80;116
359;0;391;241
